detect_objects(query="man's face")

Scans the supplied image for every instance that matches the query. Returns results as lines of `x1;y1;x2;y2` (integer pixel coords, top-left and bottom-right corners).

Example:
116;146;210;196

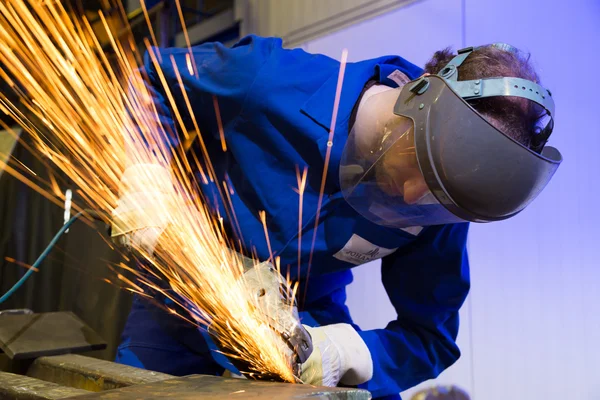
374;121;429;204
350;84;430;205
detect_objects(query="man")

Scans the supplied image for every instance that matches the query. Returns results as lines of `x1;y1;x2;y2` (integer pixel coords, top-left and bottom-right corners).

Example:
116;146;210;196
112;35;561;399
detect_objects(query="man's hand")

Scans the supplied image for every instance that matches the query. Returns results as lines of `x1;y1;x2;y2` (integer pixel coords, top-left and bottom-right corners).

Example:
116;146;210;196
226;258;373;387
111;164;173;254
300;324;373;387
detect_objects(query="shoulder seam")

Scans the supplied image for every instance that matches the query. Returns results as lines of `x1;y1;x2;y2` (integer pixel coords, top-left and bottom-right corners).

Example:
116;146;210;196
234;39;278;121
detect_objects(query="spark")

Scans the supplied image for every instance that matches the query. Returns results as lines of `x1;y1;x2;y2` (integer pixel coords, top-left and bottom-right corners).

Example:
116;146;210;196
222;178;244;243
186;53;194;76
139;0;160;59
212;95;227;152
4;257;38;272
259;210;274;265
12;157;37;176
174;0;198;77
295;165;308;280
0;0;294;382
305;49;348;303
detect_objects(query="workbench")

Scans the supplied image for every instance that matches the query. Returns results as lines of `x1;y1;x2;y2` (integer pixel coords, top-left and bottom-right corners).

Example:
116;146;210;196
0;311;371;399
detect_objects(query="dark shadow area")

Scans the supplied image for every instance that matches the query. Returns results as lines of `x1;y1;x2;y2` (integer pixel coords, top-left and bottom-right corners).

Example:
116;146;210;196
0;131;133;362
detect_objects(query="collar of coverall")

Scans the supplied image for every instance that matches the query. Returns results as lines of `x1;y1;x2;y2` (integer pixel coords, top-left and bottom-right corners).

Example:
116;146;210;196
300;61;420;193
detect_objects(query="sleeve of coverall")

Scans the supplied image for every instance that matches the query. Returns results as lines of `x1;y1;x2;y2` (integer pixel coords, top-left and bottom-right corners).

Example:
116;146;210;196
130;35;277;161
357;223;470;398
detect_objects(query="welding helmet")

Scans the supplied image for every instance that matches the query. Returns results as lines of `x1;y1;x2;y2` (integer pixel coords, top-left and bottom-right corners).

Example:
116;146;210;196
340;44;562;228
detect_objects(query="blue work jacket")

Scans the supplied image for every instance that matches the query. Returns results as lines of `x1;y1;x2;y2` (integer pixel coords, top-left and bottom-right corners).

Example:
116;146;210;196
133;35;470;398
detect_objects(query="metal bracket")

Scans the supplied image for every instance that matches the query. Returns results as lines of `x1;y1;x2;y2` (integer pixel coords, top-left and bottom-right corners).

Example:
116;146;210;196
0;309;32;317
410;78;430;95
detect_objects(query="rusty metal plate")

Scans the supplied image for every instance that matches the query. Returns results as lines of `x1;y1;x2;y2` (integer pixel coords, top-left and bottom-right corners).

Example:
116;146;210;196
0;312;106;360
72;374;372;399
0;371;89;399
27;354;173;392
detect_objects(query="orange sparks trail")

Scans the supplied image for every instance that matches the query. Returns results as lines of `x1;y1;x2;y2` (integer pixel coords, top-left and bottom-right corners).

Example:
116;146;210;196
4;257;38;272
259;210;274;265
0;0;294;382
305;49;348;302
139;0;160;57
213;95;227;152
174;0;198;78
295;165;308;280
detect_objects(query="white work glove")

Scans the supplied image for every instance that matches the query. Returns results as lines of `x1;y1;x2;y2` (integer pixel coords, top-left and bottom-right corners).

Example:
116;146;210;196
111;164;174;254
234;258;372;386
301;323;373;387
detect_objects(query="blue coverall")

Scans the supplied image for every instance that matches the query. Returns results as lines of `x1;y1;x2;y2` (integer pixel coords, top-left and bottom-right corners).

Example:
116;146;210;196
115;35;471;399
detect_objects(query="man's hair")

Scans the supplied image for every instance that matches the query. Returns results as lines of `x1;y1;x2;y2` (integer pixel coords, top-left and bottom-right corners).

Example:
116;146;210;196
424;46;543;147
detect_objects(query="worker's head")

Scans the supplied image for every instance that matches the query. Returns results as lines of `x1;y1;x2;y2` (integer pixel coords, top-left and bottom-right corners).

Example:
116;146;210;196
424;45;544;148
340;44;562;228
410;384;471;400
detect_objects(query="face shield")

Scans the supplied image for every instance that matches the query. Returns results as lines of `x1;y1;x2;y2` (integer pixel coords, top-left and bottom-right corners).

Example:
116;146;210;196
340;45;562;229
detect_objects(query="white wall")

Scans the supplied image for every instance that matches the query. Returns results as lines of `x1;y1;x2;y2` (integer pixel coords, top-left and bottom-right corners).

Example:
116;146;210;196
302;0;600;399
237;0;417;47
465;1;600;399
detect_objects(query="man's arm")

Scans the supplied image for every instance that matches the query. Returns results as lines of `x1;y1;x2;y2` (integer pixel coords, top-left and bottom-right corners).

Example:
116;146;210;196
357;223;470;397
113;35;278;250
126;35;278;162
296;224;469;396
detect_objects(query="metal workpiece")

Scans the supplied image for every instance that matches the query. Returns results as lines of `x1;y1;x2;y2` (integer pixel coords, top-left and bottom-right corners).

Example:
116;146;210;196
72;374;372;399
0;371;88;399
27;354;173;392
0;312;106;360
0;313;371;399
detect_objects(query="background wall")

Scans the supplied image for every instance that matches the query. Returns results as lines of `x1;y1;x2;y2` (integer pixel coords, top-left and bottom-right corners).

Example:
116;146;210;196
236;0;417;46
301;0;600;399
